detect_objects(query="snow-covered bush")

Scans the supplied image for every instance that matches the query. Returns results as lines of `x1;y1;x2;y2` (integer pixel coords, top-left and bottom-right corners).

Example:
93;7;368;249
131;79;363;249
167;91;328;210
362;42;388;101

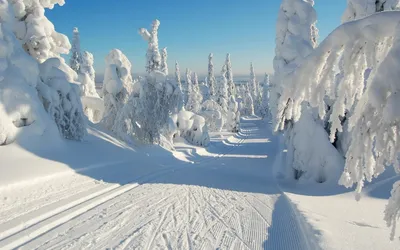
8;0;71;62
173;110;210;147
185;69;202;113
101;49;133;131
225;53;236;97
69;27;81;73
205;53;216;100
37;57;86;140
0;9;60;145
260;73;270;119
241;83;254;116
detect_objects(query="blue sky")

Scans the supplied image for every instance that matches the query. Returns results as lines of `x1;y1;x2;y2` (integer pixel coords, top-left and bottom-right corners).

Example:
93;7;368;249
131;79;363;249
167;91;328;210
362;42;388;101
47;1;347;77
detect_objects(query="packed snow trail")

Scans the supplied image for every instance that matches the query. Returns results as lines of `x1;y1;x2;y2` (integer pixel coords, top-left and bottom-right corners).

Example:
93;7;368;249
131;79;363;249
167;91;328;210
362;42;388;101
0;117;315;250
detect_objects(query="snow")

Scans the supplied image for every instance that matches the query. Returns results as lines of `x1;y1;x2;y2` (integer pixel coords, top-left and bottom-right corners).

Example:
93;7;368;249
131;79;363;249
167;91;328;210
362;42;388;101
0;118;398;249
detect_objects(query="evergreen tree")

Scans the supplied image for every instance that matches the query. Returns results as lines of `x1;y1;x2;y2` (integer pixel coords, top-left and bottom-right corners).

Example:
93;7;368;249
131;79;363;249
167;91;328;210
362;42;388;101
216;65;229;114
260;73;270;119
69;27;82;73
161;47;168;75
206;53;216;99
225;53;236;97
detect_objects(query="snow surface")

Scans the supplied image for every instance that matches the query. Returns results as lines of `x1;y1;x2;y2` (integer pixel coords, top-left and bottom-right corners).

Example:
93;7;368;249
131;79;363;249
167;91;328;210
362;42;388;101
0;117;398;249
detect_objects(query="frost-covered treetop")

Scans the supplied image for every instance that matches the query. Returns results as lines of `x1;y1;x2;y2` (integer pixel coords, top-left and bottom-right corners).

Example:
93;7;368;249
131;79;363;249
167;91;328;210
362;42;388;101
161;47;168;75
225;53;236;96
139;19;162;74
273;0;318;76
342;0;400;23
207;53;216;96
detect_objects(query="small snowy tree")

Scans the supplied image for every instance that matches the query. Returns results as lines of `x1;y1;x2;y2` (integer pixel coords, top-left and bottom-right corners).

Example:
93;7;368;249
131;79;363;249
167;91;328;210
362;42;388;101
138;19;161;73
160;47;168;75
260;73;270;119
242;83;254;116
206;53;216;100
69;27;81;73
227;96;240;133
225;53;236;97
101;49;133;131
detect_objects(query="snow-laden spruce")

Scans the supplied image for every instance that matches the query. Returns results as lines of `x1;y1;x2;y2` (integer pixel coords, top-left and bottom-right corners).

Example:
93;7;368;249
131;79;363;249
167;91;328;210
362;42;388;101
248;63;259;113
0;3;60;145
342;0;400;23
216;65;229;117
174;61;185;112
225;53;236;97
271;9;400;239
227;96;240;133
206;53;216;100
69;27;82;73
79;51;102;123
139;19;161;73
101;49;133;131
185;70;202;113
260;73;270;119
8;0;70;62
112;19;183;145
160;47;168;75
241;83;254;116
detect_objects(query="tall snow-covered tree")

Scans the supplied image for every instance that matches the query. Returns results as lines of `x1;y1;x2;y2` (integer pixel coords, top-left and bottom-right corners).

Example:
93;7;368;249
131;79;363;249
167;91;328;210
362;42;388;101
138;19;161;73
206;53;216;100
260;73;270;119
101;49;133;131
216;64;229;114
69;27;82;73
160;47;168;75
249;63;259;112
225;53;236;97
185;69;201;113
175;61;184;111
227;96;240;132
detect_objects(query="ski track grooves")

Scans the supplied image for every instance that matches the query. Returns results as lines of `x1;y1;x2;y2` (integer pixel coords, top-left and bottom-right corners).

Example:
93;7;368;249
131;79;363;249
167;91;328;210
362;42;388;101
0;118;318;250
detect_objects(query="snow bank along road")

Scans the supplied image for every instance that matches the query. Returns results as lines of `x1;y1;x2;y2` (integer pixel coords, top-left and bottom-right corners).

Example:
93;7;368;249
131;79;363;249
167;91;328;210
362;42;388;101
0;117;316;250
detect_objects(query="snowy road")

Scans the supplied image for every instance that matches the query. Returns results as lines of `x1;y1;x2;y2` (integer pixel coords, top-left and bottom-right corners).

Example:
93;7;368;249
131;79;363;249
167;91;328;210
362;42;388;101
0;118;314;250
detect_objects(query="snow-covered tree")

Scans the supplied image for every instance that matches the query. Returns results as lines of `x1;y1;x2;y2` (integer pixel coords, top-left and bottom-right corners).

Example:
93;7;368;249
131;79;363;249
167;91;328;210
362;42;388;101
8;0;71;62
69;27;81;73
101;49;133;131
249;62;260;113
113;20;181;145
0;2;60;144
216;64;229;115
260;73;270;119
206;53;216;100
342;0;400;23
227;96;240;133
242;83;254;116
160;47;168;75
225;53;236;97
174;61;184;111
185;69;202;113
138;19;161;73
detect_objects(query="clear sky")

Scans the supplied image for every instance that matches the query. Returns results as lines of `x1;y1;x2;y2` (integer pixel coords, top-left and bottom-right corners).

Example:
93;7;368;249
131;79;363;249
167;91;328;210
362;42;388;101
46;0;347;77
